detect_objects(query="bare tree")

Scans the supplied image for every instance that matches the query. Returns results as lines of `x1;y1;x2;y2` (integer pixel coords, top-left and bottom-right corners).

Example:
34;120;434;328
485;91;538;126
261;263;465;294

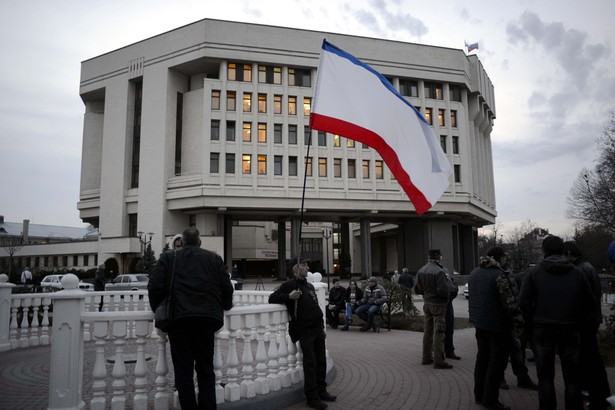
505;220;545;272
0;235;24;282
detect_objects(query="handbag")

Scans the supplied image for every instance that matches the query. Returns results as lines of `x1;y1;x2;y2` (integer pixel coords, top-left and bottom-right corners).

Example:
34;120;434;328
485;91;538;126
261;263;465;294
154;251;176;332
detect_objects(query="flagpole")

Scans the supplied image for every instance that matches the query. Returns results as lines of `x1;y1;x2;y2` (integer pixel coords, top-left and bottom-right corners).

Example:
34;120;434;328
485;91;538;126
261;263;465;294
298;131;313;248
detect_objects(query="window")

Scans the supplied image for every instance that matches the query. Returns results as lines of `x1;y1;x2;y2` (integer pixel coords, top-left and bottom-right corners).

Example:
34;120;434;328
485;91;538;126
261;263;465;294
304;126;311;145
226;121;236;141
73;255;78;266
227;91;236;111
288;124;297;144
348;159;356;178
274;123;283;143
175;92;183;176
128;214;137;237
227;63;252;82
258;65;282;84
362;160;370;179
452;136;459;154
362;143;369;149
440;135;447;153
318;131;326;146
333;135;341;147
425;82;443;99
375;160;384;179
347;139;355;148
210;153;219;173
334;158;342;177
243;92;252;112
242;122;252;142
130;81;142;188
211;120;220;141
450;85;462;102
189;214;196;228
454;164;461;182
400;79;419;97
242;154;252;174
305;157;313;176
225;154;235;174
288;68;311;87
438;109;446;127
451;110;458;128
288;96;297;115
84;255;89;266
425;108;433;125
211;90;221;110
258;155;267;175
258;123;267;143
289;156;298;176
303;97;311;116
258;94;267;113
274;155;283;175
318;157;327;177
273;95;282;114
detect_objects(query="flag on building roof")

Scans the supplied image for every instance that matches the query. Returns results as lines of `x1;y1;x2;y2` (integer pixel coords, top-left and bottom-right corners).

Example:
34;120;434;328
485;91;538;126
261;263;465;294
465;41;479;52
310;40;452;215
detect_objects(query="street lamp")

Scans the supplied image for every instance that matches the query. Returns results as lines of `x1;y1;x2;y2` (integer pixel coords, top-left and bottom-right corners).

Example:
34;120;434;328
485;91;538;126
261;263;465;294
322;226;331;290
137;231;154;273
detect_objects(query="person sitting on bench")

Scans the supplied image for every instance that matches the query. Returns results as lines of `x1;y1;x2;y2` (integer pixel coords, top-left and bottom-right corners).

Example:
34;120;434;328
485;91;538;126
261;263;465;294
355;277;387;332
340;280;363;331
325;279;346;329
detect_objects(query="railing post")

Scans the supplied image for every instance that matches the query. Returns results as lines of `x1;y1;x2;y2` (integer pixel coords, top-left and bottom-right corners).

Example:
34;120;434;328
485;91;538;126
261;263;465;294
0;274;15;352
48;274;86;410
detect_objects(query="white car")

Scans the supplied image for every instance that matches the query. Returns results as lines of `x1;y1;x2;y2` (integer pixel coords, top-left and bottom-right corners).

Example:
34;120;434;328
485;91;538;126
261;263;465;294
105;274;149;291
463;283;469;299
39;274;94;292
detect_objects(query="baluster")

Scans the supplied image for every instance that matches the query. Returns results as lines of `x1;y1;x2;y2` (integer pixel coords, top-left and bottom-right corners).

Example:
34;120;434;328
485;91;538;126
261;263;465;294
111;320;127;409
224;327;241;401
133;319;149;409
213;332;224;404
40;297;50;345
267;321;281;391
154;330;170;409
254;315;270;395
277;320;290;388
287;333;299;384
19;298;31;348
10;299;19;349
240;314;256;398
90;321;109;410
294;336;304;383
30;297;41;346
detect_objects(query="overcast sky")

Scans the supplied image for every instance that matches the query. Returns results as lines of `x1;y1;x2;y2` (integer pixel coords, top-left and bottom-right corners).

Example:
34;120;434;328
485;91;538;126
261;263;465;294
1;0;613;238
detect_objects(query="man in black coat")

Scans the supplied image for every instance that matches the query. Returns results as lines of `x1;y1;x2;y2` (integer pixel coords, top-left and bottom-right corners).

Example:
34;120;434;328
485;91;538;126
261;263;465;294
149;228;234;410
325;279;346;329
269;258;336;410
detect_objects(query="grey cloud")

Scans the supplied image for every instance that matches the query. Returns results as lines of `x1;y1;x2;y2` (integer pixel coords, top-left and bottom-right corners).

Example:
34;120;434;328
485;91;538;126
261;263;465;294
344;0;428;39
528;91;547;108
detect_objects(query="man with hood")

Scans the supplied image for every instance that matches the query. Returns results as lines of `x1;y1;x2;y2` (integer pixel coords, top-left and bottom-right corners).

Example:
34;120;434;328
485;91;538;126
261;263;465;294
518;235;595;410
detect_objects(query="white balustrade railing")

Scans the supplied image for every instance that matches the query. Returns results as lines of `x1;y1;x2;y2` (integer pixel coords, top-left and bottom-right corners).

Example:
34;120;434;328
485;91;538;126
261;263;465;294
0;273;328;410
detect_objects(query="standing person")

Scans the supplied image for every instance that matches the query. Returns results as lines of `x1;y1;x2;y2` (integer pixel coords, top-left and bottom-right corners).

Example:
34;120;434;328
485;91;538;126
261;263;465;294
563;241;611;409
398;267;414;289
325;279;346;329
340;280;363;331
21;267;32;285
444;272;461;360
170;233;183;251
269;258;336;410
391;270;400;284
94;265;106;312
468;246;515;410
355;277;387;333
416;249;452;369
148;228;234;410
518;236;595;410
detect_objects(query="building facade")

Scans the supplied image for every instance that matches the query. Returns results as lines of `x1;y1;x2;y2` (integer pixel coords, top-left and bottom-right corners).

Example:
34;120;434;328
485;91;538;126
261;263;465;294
78;19;497;276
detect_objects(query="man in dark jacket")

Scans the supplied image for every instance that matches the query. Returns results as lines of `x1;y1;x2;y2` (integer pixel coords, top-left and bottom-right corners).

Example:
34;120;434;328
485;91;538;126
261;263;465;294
416;249;452;369
325;279;346;329
468;246;515;410
269;258;336;410
94;265;106;312
355;277;387;332
148;228;234;410
518;236;595;410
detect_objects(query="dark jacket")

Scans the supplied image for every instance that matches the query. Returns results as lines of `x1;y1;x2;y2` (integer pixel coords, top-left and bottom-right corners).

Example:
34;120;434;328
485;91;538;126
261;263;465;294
345;286;363;305
94;269;105;291
328;285;346;307
518;255;595;328
468;259;512;332
269;277;324;342
573;257;602;325
148;246;234;331
416;260;449;305
398;272;414;289
360;284;387;305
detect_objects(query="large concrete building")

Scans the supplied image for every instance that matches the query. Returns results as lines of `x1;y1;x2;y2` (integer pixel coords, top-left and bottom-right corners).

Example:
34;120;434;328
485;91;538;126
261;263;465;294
77;19;497;277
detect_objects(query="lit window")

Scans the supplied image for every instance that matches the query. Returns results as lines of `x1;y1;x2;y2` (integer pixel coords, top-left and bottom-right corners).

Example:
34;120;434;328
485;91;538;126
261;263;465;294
305;157;313;176
334;158;342;177
319;157;327;177
425;108;433;125
318;131;326;146
258;94;267;113
242;154;251;174
347;139;355;148
258;123;267;143
274;155;283;175
211;90;220;110
225;153;235;174
243;92;252;112
438;109;445;127
452;136;459;154
243;64;252;82
288;96;297;115
228;63;252;82
333;135;341;147
274;123;282;143
425;82;443;99
273;95;282;114
226;121;235;141
362;160;370;179
440;135;447;153
288;125;297;144
211;120;220;141
348;159;356;178
258;155;266;175
258;65;282;84
210;153;219;173
289;156;298;176
227;91;236;111
451;110;458;128
227;63;236;81
242;122;252;142
304;97;311;116
375;160;383;179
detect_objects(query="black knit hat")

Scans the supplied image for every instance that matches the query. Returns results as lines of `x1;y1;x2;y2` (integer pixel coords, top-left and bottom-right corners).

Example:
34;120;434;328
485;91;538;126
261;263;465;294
487;246;507;261
428;249;442;259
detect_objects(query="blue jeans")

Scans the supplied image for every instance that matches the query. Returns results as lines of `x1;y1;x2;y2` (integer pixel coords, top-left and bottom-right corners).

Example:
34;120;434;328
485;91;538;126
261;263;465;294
355;303;380;328
344;302;357;326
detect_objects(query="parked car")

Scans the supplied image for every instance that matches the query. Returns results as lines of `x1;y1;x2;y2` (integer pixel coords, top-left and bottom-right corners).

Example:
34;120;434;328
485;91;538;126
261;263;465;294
463;283;469;299
39;274;94;292
105;274;149;291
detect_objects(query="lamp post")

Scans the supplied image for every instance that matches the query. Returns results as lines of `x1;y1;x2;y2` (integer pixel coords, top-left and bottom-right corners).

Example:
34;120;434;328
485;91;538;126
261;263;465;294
322;226;331;290
137;231;154;273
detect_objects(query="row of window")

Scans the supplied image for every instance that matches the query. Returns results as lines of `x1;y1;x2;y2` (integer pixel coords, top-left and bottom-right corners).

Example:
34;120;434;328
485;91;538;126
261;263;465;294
209;154;462;183
227;63;311;87
212;90;312;116
1;254;98;270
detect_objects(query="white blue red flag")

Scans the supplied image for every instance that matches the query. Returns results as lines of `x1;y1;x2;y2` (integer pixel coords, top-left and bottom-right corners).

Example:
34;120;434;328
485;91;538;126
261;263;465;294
465;42;479;52
310;40;452;215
